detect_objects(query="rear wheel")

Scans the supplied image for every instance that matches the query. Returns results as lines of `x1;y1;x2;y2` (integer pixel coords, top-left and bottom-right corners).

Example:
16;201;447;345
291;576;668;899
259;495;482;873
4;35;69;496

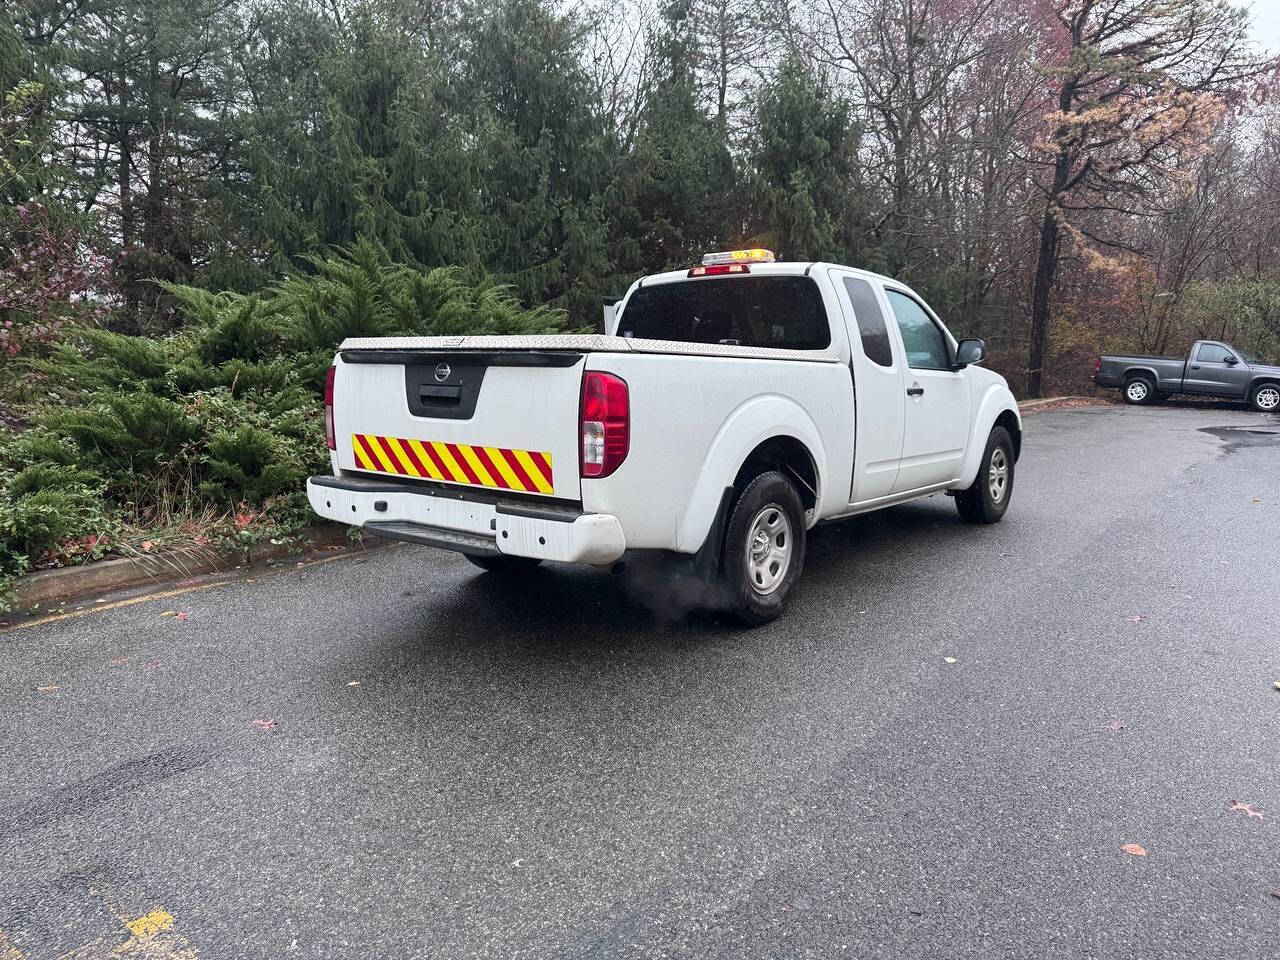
1123;375;1155;405
955;426;1014;524
1249;382;1280;413
463;554;543;574
721;471;806;627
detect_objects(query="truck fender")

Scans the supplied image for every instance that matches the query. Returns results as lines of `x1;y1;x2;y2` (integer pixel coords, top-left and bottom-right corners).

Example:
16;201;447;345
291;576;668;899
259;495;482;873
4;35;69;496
675;394;829;553
955;385;1021;488
1122;365;1162;386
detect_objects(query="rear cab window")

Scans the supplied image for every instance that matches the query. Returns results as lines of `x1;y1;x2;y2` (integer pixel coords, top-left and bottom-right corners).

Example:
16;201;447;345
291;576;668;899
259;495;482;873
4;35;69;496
617;276;830;350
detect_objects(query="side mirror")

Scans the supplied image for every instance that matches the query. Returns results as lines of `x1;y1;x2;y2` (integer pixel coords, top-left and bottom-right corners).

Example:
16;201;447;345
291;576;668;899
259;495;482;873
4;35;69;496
1223;355;1239;365
954;338;986;368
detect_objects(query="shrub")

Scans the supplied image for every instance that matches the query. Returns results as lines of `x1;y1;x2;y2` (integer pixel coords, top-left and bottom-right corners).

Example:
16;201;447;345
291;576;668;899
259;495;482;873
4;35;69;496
0;239;568;608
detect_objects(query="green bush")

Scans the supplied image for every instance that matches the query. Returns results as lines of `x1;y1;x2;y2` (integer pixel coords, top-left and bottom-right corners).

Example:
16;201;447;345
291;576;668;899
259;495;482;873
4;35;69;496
0;240;568;608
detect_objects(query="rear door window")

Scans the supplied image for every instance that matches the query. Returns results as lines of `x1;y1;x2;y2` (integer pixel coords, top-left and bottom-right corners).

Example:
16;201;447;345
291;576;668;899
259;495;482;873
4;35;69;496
618;276;830;350
842;277;893;366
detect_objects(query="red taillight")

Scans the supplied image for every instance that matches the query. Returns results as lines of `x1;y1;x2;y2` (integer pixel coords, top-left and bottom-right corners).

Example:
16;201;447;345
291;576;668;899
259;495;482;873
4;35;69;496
580;371;629;478
324;365;337;450
688;263;750;277
1094;357;1102;372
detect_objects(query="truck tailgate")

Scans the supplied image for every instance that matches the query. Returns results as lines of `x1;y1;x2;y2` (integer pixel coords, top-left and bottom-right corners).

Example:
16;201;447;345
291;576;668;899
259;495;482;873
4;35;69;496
333;347;584;501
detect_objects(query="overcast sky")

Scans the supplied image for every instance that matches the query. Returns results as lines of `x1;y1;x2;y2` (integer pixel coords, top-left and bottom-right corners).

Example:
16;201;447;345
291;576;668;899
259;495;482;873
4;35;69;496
1250;0;1280;51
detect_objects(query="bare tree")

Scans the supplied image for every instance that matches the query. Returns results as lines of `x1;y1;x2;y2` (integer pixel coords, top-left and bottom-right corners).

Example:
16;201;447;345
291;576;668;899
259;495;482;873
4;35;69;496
1024;0;1275;396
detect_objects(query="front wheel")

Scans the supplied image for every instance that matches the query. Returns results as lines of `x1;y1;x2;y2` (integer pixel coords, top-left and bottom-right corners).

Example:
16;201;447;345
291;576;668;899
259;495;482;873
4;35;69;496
721;471;807;626
955;426;1014;524
1249;382;1280;413
463;554;543;574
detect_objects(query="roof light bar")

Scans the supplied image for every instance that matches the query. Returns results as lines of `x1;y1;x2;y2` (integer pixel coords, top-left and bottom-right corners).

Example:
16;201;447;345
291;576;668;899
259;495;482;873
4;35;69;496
702;248;776;266
688;263;750;277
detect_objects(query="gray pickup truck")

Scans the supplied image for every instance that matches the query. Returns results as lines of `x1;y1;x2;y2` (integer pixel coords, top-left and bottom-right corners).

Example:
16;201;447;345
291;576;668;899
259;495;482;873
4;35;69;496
1094;340;1280;412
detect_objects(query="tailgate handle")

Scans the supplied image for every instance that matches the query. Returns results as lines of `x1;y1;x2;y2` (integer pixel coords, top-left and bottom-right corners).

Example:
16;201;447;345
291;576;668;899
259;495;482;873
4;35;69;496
419;385;462;403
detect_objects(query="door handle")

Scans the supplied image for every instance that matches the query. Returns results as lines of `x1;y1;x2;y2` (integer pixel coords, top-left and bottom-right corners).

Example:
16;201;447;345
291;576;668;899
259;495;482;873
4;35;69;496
1190;365;1200;370
907;384;925;397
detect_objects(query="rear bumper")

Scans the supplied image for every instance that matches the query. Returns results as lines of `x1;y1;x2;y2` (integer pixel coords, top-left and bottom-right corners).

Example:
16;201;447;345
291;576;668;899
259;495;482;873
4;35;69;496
307;474;625;565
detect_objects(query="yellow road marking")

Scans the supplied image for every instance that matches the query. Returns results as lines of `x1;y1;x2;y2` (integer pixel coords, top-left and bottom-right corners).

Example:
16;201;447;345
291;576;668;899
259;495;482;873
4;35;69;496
1;930;26;959
123;911;173;939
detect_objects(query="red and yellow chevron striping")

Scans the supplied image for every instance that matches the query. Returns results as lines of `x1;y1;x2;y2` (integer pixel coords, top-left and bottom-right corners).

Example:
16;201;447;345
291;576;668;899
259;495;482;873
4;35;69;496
351;433;554;494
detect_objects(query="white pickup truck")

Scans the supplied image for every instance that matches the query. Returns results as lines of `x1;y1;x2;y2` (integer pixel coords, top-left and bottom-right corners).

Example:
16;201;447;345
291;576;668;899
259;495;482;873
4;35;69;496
308;250;1021;624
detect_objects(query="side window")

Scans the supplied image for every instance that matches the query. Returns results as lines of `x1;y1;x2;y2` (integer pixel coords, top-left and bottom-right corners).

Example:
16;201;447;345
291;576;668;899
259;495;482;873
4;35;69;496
885;290;951;371
1195;343;1234;363
842;276;893;367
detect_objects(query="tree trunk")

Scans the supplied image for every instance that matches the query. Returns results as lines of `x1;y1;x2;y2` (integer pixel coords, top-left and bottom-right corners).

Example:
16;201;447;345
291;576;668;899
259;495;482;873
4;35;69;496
1027;141;1073;398
1026;205;1058;398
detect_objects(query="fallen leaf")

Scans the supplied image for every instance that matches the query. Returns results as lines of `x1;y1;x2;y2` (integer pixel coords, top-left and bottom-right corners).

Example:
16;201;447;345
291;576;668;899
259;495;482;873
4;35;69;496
146;660;163;671
175;611;190;622
1230;801;1264;820
347;681;360;687
1104;721;1127;732
235;512;255;529
1252;498;1262;503
160;610;176;618
194;534;210;546
1270;890;1280;900
36;684;58;693
943;657;957;664
251;718;278;732
1274;680;1280;692
1121;843;1147;857
1126;615;1147;623
141;540;154;552
110;657;128;666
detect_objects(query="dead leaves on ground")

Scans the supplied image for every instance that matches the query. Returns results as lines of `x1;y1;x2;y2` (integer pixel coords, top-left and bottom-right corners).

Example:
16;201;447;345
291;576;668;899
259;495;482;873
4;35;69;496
1230;801;1264;820
1122;843;1148;857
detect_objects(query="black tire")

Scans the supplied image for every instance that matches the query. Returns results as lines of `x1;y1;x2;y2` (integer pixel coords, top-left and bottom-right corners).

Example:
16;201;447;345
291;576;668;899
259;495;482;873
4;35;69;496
721;470;806;627
1123;375;1155;405
463;553;543;574
1248;381;1280;413
955;426;1015;524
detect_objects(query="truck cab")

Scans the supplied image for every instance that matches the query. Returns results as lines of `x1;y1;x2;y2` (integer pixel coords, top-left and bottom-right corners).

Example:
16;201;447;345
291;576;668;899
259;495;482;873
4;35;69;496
308;250;1022;624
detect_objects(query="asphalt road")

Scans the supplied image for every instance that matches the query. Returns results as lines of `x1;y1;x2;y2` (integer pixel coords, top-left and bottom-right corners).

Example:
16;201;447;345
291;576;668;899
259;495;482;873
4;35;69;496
2;403;1279;959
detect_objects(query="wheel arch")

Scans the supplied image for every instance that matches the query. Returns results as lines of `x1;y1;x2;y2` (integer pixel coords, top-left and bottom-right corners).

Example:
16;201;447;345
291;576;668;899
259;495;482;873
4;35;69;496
955;384;1021;488
993;409;1022;461
675;395;828;553
1122;366;1159;385
733;435;819;511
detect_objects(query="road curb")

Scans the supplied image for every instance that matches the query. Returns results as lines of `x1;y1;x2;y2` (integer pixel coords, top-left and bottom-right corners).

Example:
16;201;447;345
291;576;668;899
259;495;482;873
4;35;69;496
11;524;369;611
1017;395;1102;411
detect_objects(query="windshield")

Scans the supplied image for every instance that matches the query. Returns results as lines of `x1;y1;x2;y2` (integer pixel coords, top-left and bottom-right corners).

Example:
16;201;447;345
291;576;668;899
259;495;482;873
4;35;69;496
617;276;831;350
